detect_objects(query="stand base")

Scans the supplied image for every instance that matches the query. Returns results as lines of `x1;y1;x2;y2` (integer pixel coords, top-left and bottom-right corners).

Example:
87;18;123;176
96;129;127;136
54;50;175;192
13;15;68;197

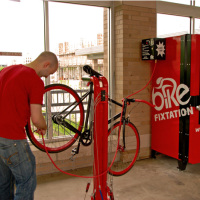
177;160;188;171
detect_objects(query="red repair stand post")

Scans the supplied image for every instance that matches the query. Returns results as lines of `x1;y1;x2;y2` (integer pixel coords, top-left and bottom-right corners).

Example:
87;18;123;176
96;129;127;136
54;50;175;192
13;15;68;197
90;76;108;200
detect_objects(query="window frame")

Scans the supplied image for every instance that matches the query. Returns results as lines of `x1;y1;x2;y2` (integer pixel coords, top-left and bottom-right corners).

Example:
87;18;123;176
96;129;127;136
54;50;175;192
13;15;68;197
157;1;200;18
156;1;200;35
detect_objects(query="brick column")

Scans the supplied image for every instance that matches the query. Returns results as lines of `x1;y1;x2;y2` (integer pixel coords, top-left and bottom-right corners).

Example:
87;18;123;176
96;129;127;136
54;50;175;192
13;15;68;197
104;2;156;159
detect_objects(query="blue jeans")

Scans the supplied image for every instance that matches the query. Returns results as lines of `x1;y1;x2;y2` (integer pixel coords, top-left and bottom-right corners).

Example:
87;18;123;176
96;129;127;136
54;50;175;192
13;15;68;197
0;137;36;200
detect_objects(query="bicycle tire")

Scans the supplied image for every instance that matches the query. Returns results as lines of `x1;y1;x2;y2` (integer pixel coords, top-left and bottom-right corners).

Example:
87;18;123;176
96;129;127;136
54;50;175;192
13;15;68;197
26;84;84;153
108;121;140;176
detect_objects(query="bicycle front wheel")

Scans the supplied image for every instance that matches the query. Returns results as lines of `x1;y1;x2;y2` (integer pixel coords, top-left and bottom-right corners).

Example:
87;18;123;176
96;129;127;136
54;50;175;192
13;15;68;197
26;84;84;153
108;121;140;176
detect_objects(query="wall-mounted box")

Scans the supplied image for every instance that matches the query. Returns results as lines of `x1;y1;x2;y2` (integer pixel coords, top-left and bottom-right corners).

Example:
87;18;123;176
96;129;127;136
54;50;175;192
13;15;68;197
142;38;166;60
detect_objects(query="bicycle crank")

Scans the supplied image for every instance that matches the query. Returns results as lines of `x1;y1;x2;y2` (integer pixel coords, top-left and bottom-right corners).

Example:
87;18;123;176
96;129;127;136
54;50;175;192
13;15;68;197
80;130;92;146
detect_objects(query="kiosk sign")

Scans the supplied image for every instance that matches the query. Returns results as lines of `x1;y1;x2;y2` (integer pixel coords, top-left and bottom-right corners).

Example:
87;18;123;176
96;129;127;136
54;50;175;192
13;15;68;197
152;77;193;122
142;38;166;60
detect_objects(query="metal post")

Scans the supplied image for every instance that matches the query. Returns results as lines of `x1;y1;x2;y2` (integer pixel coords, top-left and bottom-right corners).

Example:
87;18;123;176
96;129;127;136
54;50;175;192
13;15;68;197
91;76;108;200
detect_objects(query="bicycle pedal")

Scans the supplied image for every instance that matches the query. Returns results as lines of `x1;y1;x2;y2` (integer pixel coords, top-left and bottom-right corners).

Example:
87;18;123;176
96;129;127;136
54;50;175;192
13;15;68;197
70;152;76;161
71;147;77;154
69;155;75;161
69;156;75;161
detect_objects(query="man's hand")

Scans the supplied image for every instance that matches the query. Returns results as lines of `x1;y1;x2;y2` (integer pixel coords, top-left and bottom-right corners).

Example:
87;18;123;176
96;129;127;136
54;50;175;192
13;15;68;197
35;129;46;136
30;104;47;130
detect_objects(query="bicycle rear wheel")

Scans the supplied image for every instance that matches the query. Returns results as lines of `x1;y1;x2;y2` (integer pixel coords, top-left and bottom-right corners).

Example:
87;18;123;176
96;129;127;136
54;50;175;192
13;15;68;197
26;84;84;153
108;121;140;176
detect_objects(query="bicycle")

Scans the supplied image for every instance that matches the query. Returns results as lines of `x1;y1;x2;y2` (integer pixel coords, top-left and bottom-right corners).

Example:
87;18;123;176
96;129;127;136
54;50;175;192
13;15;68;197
26;65;153;176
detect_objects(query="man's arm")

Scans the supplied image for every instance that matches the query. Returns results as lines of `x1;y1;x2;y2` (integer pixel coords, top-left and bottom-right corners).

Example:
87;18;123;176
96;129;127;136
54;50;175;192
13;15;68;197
30;104;47;131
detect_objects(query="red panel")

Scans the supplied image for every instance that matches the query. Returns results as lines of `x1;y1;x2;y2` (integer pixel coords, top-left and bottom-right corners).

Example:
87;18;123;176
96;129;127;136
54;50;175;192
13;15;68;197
91;76;108;199
151;36;181;159
189;34;200;164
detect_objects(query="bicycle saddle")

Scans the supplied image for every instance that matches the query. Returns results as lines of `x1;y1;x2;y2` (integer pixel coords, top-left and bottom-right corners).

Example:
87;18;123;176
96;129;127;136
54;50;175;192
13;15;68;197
83;65;102;78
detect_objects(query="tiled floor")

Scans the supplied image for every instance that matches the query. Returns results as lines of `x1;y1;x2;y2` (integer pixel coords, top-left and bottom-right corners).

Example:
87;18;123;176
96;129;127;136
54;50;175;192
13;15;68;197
35;154;200;200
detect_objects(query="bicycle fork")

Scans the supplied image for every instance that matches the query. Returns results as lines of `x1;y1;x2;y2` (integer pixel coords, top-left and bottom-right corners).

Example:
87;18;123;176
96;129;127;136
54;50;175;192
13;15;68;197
121;98;128;151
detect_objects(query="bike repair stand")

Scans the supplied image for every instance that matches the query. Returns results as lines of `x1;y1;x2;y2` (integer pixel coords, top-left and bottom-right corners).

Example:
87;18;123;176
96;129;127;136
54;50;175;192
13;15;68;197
91;76;109;200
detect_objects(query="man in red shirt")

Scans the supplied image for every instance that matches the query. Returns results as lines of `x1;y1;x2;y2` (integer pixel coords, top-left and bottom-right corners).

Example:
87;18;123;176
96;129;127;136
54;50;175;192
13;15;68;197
0;51;58;200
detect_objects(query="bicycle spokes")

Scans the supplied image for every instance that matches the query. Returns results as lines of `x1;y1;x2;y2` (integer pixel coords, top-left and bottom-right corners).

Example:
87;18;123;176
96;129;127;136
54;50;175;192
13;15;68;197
26;84;84;153
108;121;140;176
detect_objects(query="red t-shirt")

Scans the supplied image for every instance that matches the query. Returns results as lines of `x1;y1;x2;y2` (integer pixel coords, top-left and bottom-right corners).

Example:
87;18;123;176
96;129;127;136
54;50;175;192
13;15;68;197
0;64;44;139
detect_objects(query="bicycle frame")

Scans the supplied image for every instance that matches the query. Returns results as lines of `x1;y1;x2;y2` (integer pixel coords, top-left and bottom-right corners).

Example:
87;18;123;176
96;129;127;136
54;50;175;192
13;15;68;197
51;77;154;155
56;82;94;137
54;82;124;137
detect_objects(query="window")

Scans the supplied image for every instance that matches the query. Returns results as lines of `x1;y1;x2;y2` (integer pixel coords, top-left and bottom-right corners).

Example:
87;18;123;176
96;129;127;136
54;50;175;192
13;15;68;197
157;14;190;37
0;0;44;67
196;1;200;6
38;2;110;147
195;18;200;34
48;2;105;87
158;0;200;7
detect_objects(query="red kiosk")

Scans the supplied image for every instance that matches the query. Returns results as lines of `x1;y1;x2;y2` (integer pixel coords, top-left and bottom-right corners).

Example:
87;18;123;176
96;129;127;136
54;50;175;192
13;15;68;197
149;34;200;170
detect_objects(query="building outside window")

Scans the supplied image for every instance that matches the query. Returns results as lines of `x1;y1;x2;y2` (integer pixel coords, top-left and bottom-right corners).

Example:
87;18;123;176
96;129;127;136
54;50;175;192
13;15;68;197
48;2;105;88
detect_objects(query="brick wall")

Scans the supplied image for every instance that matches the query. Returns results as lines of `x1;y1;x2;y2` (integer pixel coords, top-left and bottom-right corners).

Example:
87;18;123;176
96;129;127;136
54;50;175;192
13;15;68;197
33;143;94;175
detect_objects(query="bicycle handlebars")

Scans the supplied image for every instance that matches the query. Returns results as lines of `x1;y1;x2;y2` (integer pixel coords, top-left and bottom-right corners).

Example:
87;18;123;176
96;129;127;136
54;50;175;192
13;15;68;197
83;65;102;78
126;98;155;108
82;65;155;108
